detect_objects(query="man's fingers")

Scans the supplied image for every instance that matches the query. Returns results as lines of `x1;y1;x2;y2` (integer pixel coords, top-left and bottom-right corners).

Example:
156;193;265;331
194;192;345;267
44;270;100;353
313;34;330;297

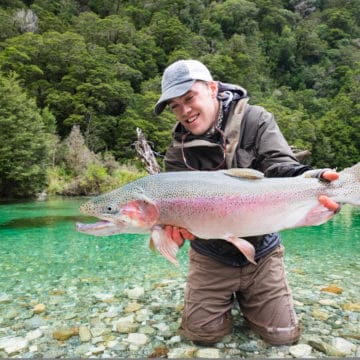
318;195;341;213
164;225;184;246
179;228;196;241
163;225;195;246
321;170;339;182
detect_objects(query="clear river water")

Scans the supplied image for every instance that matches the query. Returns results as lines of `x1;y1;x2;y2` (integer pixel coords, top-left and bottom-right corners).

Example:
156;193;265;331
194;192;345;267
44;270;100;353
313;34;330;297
0;196;359;357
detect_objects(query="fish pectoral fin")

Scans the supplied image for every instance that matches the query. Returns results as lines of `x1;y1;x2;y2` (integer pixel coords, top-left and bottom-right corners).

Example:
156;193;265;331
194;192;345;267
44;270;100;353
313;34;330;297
224;168;264;180
150;226;179;267
225;236;256;265
149;237;156;252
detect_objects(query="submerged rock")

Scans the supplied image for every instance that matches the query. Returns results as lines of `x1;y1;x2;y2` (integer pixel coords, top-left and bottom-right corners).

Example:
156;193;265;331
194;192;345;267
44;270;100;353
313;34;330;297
167;345;197;358
196;347;222;358
125;286;145;300
125;333;149;346
79;326;91;342
320;285;343;294
289;343;312;358
115;315;138;333
33;303;46;314
0;336;28;355
308;338;347;357
342;303;360;312
52;326;79;341
331;337;357;355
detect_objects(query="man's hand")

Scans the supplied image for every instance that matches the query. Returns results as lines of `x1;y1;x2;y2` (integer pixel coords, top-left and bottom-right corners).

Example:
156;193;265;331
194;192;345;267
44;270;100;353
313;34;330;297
319;170;341;213
164;225;196;247
321;170;339;182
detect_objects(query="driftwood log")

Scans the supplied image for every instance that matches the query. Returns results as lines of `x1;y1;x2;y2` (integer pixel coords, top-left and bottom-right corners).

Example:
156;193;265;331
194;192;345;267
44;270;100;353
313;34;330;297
291;146;311;163
134;127;161;174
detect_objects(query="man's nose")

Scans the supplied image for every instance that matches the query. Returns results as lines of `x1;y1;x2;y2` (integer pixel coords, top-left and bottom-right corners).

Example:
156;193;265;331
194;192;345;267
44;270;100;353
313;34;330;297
180;103;191;116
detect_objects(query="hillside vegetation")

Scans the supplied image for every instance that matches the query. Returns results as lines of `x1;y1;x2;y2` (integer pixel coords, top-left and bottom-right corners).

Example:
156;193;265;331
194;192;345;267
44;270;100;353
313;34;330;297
0;0;359;198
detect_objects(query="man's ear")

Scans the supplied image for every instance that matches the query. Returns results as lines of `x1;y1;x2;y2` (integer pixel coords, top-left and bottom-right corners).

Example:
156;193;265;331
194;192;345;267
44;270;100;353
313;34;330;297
208;81;218;98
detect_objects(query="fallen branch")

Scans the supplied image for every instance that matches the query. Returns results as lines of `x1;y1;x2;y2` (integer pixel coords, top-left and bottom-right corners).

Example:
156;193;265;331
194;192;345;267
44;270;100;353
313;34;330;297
290;146;311;163
134;127;161;174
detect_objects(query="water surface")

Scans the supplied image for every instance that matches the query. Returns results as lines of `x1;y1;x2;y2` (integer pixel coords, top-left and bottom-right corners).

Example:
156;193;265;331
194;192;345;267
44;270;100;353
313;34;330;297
0;197;359;356
0;197;359;295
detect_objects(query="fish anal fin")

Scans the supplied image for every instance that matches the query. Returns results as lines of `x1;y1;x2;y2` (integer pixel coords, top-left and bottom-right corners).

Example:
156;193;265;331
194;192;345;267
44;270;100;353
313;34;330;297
224;168;264;180
149;237;156;252
150;226;179;266
225;236;256;265
295;202;335;227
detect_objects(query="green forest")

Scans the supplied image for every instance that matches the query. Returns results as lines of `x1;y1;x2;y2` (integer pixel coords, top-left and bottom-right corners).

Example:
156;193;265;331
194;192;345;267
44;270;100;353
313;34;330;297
0;0;359;199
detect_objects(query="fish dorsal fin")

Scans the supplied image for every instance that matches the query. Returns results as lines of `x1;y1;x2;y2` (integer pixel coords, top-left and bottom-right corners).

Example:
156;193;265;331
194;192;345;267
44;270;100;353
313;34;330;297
224;168;264;180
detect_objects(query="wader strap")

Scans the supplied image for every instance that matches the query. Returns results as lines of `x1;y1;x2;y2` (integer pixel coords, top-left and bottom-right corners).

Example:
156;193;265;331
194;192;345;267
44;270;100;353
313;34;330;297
224;98;249;168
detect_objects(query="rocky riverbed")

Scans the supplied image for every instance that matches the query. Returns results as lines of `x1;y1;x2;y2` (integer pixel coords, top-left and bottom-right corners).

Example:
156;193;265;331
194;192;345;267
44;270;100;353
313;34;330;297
0;262;359;359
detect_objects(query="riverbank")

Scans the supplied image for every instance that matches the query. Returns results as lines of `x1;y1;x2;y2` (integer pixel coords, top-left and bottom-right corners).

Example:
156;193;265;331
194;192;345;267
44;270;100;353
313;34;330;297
0;259;359;358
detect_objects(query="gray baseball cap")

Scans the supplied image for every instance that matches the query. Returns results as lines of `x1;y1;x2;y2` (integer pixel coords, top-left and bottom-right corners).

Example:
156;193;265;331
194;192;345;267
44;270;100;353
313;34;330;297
154;59;213;115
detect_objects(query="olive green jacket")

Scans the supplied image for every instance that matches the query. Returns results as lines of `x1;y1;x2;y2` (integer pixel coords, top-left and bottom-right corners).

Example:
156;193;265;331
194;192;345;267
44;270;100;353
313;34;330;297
163;85;311;266
164;96;309;177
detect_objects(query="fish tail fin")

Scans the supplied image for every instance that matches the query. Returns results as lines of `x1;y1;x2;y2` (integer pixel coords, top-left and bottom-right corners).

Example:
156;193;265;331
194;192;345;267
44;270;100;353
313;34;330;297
150;226;179;266
225;236;256;265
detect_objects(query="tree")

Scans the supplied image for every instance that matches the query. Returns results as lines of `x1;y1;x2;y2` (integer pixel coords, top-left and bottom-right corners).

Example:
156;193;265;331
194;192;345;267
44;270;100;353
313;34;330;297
0;8;19;41
148;12;193;54
312;64;360;168
0;73;51;198
63;125;98;176
209;0;259;39
0;0;359;172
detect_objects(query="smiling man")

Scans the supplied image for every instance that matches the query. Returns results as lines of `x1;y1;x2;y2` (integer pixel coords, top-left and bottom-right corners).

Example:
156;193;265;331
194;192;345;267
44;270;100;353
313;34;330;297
154;59;340;346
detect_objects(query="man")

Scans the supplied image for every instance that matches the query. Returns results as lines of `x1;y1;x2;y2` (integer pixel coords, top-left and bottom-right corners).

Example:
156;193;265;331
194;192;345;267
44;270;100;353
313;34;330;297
153;59;340;346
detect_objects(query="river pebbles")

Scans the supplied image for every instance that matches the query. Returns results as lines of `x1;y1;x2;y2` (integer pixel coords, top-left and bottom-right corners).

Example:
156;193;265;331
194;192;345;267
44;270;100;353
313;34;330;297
0;261;359;359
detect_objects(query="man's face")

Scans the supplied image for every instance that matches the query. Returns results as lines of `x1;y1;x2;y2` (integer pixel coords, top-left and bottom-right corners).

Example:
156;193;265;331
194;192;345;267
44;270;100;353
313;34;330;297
168;81;219;135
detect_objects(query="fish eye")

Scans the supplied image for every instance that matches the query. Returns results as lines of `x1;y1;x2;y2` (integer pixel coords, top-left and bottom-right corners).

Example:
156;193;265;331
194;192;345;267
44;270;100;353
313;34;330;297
105;204;118;214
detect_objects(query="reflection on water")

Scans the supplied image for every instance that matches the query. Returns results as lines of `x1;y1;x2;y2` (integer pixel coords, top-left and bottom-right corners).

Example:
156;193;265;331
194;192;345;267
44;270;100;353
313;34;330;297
1;215;86;229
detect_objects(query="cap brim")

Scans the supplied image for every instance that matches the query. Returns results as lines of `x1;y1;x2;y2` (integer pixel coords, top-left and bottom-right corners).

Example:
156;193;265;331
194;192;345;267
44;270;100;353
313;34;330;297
154;80;195;115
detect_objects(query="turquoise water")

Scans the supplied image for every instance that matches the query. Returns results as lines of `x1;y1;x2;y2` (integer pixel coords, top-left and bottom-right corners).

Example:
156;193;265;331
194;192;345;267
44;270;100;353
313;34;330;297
0;197;359;357
0;197;359;292
280;205;360;301
0;197;189;296
0;198;360;284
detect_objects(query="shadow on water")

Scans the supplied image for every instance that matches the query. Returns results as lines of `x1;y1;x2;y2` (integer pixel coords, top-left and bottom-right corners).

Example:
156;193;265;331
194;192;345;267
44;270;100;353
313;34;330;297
0;215;88;230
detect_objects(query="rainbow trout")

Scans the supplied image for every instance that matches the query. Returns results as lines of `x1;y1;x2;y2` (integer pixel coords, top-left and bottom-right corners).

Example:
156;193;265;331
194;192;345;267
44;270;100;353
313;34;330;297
76;163;360;265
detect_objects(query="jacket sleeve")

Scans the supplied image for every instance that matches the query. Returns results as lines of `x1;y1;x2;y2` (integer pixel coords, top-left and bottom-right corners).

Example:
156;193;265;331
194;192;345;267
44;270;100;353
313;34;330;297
248;105;312;177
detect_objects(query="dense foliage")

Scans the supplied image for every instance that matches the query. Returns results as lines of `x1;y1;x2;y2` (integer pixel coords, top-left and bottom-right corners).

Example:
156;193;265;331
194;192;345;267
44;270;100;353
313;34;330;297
0;0;359;198
0;73;52;197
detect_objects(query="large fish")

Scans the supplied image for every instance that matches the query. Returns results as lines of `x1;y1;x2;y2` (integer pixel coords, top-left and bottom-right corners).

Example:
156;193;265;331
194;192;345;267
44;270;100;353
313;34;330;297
76;163;360;265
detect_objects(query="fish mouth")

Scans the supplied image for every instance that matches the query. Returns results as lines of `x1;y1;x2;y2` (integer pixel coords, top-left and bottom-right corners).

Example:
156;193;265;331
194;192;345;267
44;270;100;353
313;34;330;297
76;220;123;236
76;219;150;236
